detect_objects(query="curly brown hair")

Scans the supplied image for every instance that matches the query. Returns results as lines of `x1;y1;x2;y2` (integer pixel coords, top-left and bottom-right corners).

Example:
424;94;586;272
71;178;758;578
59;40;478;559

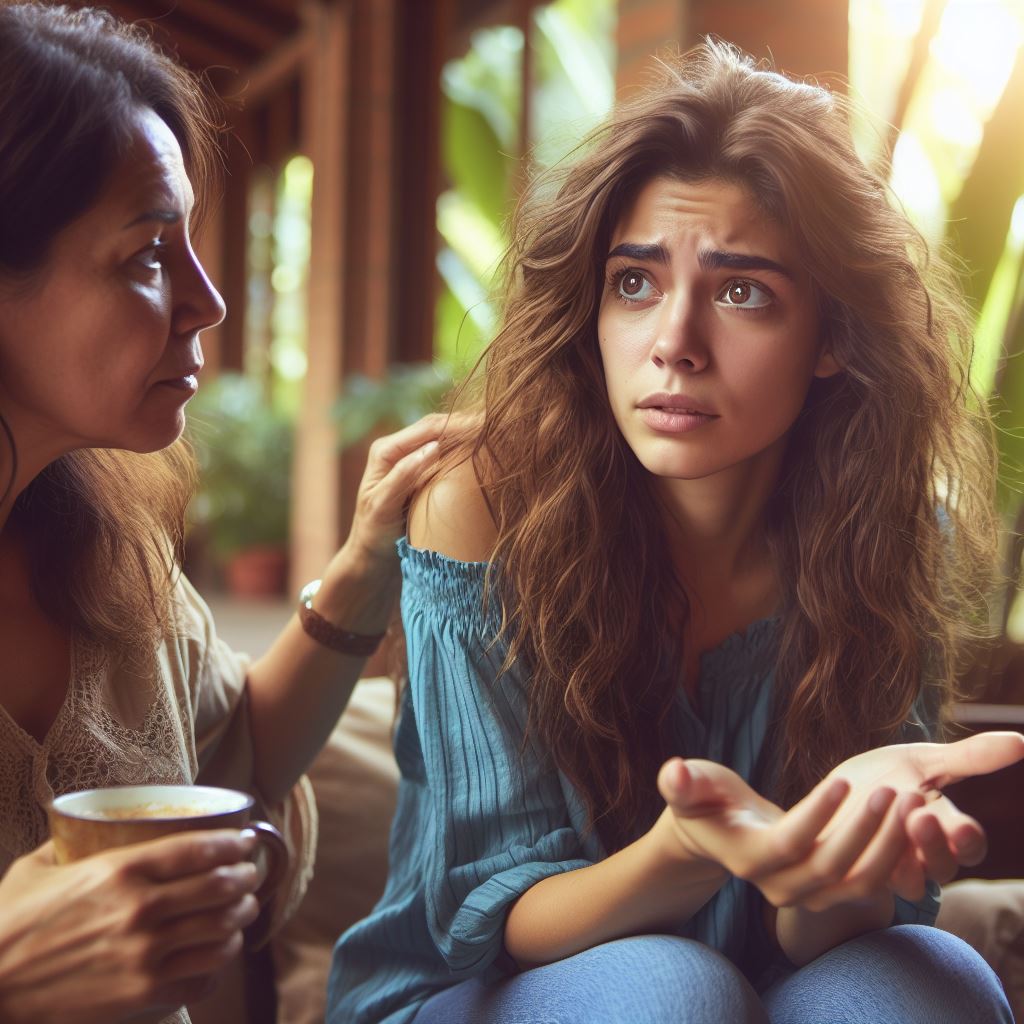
434;40;998;852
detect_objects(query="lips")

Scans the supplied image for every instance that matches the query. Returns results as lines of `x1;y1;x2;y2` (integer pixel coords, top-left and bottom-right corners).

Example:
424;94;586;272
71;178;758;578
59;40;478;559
637;392;717;416
156;364;202;392
635;392;718;435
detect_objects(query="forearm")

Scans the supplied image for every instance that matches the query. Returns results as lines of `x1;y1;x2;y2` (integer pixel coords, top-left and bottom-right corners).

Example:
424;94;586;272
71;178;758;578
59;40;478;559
773;891;894;966
246;544;400;804
504;808;728;969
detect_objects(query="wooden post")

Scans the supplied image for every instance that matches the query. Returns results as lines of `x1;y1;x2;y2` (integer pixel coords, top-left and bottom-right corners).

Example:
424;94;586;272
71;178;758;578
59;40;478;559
290;0;452;587
290;0;350;590
393;0;451;365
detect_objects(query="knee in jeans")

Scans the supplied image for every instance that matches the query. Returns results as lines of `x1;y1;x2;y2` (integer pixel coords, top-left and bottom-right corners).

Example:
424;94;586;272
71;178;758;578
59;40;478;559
610;935;766;1023
850;925;1010;1021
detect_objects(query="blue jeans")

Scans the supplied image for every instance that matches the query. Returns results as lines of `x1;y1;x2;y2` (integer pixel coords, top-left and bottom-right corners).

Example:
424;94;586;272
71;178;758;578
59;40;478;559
412;927;1011;1024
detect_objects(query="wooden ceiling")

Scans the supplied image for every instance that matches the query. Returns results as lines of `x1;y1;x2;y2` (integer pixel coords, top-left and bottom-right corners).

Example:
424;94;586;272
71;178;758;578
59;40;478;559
64;0;304;94
64;0;518;90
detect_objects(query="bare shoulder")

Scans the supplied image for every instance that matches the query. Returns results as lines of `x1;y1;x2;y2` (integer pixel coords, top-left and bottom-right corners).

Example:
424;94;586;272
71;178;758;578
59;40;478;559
407;456;497;562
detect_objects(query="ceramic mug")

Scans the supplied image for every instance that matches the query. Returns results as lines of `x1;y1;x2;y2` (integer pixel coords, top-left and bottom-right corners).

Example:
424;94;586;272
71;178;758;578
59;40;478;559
48;783;287;948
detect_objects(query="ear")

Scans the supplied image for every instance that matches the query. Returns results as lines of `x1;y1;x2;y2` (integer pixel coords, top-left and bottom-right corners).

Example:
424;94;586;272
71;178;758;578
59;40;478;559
813;348;842;379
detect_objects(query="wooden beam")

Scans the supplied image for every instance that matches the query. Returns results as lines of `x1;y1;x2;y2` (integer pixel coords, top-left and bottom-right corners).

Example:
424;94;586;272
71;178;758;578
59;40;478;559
166;0;284;54
105;0;259;69
344;0;398;381
230;30;313;105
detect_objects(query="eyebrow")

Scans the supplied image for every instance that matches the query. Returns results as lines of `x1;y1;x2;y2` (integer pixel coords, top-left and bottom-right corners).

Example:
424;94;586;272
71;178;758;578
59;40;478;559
122;208;183;230
605;241;794;281
606;242;669;264
698;248;794;280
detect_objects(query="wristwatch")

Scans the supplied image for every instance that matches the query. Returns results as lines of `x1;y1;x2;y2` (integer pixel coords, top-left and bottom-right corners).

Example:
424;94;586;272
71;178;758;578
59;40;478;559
297;579;385;657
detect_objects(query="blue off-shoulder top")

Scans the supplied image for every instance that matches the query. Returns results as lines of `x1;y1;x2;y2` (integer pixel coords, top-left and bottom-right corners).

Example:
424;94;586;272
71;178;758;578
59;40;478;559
326;540;940;1024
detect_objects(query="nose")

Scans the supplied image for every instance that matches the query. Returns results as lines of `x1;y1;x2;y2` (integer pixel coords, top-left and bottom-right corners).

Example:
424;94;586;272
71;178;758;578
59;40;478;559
172;245;227;337
650;293;709;373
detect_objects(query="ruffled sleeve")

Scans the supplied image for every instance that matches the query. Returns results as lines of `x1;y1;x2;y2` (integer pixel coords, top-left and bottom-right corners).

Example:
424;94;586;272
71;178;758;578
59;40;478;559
398;540;595;976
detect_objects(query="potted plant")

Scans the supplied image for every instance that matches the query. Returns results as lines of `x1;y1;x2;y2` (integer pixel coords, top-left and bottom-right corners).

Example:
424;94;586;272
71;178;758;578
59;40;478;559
187;373;293;597
331;362;455;448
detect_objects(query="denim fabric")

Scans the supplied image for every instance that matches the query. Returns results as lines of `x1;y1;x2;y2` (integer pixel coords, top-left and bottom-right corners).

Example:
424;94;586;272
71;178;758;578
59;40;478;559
412;927;1011;1024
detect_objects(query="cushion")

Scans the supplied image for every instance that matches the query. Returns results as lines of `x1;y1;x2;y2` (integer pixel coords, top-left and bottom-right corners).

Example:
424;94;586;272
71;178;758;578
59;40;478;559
937;878;1024;1022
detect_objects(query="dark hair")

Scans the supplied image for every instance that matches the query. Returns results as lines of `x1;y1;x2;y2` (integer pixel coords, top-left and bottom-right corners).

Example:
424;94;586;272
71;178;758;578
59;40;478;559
0;2;221;274
433;40;996;850
0;3;221;652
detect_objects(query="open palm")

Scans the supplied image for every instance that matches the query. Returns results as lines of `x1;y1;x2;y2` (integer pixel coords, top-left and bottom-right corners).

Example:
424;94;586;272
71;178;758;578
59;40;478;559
657;732;1024;911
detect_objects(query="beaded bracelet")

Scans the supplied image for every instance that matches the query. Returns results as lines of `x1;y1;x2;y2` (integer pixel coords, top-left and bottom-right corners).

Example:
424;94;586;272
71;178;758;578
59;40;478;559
298;579;384;657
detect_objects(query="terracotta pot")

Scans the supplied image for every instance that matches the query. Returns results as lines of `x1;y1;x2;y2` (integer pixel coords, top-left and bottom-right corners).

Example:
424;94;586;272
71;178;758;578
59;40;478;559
224;545;289;597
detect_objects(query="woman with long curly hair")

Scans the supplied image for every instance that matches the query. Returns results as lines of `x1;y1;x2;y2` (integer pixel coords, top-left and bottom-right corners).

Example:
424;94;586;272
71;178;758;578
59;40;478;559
328;40;1022;1024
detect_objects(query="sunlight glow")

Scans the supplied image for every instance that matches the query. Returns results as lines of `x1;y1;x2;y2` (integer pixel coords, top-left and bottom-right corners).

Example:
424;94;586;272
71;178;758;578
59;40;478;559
930;1;1022;111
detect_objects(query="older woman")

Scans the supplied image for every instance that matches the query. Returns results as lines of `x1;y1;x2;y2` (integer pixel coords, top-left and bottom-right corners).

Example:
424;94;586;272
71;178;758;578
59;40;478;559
0;4;448;1022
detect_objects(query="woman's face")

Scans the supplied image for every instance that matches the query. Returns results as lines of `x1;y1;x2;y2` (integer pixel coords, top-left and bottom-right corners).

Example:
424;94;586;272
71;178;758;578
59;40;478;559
597;175;837;488
0;105;225;462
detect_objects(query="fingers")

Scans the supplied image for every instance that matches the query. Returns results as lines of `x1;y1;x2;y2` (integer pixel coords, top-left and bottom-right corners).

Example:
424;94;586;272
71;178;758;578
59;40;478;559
138;862;261;925
791;786;896;897
785;791;923;910
771;777;850;862
658;758;707;813
367;439;442;515
891;845;927;900
906;813;958;883
657;758;752;817
155;893;260;957
907;798;987;875
842;792;925;901
157;931;245;988
759;786;892;905
923;732;1024;788
113;830;257;883
367;413;453;470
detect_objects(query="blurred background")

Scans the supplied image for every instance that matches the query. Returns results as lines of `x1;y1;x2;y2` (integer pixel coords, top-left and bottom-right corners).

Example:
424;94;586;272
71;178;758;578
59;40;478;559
62;0;1024;704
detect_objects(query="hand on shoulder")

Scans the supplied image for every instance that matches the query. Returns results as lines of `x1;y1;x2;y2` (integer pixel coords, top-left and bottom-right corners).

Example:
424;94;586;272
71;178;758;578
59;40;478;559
407;456;497;562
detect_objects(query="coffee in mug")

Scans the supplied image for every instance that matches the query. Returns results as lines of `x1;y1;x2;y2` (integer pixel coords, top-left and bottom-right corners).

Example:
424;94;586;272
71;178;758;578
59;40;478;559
48;784;287;948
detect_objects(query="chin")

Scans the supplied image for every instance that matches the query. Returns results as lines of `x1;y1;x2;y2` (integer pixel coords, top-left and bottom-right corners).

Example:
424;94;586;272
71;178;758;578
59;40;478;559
641;459;725;481
632;442;729;481
120;413;187;454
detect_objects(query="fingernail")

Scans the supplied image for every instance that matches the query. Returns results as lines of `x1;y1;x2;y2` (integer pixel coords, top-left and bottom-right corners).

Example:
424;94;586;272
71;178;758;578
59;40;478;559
419;441;439;459
828;778;850;802
955;831;985;858
868;787;896;814
898;791;925;817
237;828;258;852
225;894;259;928
226;862;259;890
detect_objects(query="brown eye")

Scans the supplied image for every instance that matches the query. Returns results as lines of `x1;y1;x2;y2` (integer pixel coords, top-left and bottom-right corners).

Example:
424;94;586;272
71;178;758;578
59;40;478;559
622;271;645;296
727;281;751;304
717;279;771;310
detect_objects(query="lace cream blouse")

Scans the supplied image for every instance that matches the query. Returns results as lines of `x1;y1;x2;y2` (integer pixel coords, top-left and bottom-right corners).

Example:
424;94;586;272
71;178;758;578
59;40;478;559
0;574;317;1024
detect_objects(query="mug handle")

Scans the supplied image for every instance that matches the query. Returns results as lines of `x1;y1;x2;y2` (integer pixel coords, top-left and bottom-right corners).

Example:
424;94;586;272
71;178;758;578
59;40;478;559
242;819;288;950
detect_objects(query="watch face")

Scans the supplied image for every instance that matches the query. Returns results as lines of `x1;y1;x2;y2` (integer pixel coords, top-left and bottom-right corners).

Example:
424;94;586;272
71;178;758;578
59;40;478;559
299;578;323;605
